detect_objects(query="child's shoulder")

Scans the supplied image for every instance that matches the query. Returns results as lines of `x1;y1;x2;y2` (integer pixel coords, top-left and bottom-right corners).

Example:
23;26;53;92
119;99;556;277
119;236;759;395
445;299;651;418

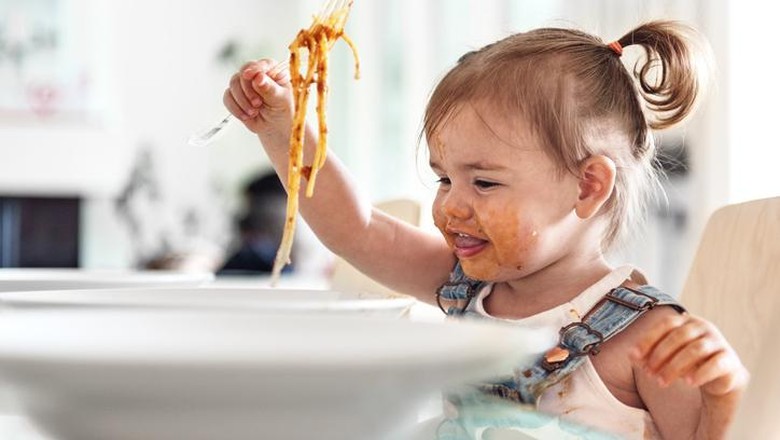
620;303;684;342
594;280;685;364
590;298;684;407
611;276;685;343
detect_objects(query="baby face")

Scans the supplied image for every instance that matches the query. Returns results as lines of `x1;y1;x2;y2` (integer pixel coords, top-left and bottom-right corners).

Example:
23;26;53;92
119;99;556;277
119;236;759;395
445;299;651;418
429;102;582;282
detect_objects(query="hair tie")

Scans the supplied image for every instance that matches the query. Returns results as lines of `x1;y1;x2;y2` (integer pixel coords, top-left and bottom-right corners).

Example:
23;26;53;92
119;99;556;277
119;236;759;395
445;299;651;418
607;41;623;57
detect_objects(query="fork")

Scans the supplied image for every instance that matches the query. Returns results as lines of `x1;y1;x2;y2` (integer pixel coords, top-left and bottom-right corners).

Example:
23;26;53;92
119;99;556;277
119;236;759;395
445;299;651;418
188;0;352;147
315;0;353;26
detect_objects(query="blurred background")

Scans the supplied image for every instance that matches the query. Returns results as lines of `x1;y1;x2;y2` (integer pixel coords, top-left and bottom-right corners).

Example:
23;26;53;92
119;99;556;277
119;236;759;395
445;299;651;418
0;0;777;294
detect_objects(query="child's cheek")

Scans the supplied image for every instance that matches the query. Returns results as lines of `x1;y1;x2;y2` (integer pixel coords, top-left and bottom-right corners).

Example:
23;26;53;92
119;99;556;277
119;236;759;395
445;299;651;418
431;205;450;245
478;206;539;272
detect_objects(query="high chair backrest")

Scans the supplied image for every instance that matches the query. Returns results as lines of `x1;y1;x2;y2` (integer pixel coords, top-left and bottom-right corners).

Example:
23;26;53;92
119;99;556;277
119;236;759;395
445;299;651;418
680;196;780;372
728;309;780;439
329;198;421;298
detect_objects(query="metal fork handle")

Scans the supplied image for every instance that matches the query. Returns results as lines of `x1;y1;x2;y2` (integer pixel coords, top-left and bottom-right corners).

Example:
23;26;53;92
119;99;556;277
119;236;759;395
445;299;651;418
188;60;289;147
188;114;234;147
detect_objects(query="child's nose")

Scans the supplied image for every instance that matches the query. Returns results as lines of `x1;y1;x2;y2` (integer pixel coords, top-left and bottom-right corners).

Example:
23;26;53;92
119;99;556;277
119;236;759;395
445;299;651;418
440;189;472;220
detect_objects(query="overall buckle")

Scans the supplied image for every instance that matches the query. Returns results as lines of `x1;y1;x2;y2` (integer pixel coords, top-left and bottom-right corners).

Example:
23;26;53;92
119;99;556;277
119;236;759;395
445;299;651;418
542;322;604;371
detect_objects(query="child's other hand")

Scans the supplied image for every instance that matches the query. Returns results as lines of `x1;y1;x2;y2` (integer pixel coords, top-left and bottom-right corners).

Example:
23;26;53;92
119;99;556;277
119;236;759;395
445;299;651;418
631;313;749;398
223;59;293;137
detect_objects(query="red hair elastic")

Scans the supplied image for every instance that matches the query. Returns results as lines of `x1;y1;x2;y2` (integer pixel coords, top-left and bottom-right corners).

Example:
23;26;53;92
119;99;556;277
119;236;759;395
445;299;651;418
607;41;623;56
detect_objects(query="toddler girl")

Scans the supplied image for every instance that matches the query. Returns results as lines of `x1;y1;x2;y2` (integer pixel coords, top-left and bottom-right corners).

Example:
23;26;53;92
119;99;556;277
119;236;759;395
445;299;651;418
223;20;748;439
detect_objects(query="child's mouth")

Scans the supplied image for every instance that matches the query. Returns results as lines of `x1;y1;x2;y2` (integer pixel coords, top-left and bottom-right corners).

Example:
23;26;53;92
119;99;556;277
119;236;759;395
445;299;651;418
453;233;488;258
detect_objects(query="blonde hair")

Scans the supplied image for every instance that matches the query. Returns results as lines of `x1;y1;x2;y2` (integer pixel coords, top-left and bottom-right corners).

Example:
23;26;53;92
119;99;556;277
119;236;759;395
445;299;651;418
423;21;710;248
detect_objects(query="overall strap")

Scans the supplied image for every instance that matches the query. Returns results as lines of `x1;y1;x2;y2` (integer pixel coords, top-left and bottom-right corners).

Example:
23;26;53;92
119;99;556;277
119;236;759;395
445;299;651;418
480;284;686;404
436;262;487;315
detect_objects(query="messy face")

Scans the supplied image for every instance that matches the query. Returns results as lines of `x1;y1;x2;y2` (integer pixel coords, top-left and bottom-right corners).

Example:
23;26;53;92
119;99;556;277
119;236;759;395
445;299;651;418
429;102;581;282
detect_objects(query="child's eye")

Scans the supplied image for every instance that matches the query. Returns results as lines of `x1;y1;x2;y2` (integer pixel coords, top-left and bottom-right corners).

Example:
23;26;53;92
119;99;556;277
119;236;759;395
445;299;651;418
436;177;451;186
474;179;499;189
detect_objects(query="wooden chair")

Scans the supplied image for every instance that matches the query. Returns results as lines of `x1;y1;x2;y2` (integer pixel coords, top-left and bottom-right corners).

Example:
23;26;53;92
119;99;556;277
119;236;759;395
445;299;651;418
729;310;780;439
328;198;444;323
680;196;780;372
678;197;780;438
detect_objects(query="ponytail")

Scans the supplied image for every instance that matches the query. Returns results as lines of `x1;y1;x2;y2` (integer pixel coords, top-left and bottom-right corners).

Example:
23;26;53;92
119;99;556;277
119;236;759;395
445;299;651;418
617;21;711;130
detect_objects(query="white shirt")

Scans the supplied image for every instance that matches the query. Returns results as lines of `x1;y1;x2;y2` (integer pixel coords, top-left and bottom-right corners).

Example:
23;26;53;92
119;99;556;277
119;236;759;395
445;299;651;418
467;265;662;439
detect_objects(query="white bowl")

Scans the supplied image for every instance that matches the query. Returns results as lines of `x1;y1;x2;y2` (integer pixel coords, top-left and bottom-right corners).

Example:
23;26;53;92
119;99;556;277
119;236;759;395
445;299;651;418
0;269;213;292
0;309;536;440
0;287;415;318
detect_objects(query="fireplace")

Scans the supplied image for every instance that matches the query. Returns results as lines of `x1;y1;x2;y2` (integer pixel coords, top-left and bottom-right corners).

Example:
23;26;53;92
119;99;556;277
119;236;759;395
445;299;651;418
0;196;80;268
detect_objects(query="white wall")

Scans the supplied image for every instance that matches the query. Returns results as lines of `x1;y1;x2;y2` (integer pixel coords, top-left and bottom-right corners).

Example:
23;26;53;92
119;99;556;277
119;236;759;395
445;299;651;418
0;0;320;268
81;0;308;268
0;0;125;197
729;2;780;204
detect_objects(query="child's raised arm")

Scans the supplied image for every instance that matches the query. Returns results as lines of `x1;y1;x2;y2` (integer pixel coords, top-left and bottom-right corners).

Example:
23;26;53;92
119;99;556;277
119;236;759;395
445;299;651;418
223;59;455;302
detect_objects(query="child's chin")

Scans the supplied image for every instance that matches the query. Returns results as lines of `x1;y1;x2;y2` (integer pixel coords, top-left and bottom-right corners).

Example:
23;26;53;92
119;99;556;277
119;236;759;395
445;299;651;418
459;261;498;282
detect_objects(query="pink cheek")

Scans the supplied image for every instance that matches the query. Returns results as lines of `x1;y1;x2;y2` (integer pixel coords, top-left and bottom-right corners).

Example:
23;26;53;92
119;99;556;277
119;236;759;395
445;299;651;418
510;229;539;270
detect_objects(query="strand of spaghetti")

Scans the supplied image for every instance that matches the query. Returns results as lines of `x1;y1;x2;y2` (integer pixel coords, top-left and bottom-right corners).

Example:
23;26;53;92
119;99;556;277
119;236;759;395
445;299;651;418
306;34;361;194
306;34;330;197
305;6;349;196
270;1;359;283
271;24;321;281
341;35;361;79
272;38;313;280
270;33;310;282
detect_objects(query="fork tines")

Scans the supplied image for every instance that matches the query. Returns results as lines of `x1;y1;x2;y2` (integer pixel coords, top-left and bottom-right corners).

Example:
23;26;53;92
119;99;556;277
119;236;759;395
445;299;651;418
317;0;351;21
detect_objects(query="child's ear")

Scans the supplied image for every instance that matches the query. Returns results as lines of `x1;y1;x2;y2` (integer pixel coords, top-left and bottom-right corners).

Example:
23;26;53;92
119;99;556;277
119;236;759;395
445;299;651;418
575;155;616;219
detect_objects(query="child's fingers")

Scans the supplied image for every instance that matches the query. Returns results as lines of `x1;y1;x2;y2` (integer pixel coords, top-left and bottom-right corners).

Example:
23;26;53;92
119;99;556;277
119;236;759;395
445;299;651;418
270;67;291;85
228;74;258;118
239;60;282;106
632;313;689;360
223;88;250;121
239;75;264;109
690;350;749;396
687;350;728;387
241;59;287;85
643;319;708;372
235;59;290;108
251;73;290;107
240;59;277;80
653;337;721;386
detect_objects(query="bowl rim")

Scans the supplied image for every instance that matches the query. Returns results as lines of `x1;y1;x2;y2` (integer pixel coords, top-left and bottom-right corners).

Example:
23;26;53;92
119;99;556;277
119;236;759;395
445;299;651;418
0;286;417;312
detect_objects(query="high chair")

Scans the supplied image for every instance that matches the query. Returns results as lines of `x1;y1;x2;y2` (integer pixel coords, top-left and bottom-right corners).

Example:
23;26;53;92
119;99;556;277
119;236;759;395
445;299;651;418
680;196;780;372
729;310;780;439
678;197;780;438
329;198;421;297
328;198;443;323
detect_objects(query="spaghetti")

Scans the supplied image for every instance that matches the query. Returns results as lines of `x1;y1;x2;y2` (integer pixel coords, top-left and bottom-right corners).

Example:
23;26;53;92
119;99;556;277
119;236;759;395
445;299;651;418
271;0;360;282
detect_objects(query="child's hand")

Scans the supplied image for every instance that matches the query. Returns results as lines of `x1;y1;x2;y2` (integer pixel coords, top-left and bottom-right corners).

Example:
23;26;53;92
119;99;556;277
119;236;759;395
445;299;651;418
223;59;293;137
631;313;749;398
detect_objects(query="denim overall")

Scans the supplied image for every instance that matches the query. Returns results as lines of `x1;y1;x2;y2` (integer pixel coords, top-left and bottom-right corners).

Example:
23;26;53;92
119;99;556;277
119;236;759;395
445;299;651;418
434;263;686;439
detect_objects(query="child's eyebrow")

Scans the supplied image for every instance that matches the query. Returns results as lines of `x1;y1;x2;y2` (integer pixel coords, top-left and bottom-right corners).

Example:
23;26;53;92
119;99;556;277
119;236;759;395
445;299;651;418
462;161;509;172
428;160;509;172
